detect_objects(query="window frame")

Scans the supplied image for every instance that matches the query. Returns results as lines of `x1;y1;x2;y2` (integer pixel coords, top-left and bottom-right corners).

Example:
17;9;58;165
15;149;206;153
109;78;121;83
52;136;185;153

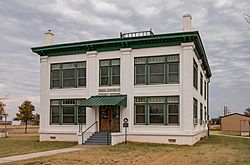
134;96;179;125
134;55;179;85
200;72;203;96
193;98;198;125
200;103;203;125
193;60;198;89
50;98;86;125
99;59;120;86
50;61;86;89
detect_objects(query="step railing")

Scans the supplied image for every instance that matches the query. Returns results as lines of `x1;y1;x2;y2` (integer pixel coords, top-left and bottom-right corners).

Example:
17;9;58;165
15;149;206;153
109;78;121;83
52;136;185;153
82;121;97;144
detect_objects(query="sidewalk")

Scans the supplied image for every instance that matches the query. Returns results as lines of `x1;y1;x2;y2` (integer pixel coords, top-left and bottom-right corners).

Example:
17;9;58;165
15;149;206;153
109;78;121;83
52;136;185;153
0;147;82;164
210;133;250;139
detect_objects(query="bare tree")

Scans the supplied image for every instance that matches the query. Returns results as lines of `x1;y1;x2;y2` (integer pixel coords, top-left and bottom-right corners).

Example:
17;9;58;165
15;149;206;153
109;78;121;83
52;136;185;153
244;108;250;117
243;13;250;25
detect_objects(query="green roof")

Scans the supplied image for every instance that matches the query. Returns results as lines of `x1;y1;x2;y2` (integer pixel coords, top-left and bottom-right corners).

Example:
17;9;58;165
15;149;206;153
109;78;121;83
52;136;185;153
31;31;211;78
81;95;127;107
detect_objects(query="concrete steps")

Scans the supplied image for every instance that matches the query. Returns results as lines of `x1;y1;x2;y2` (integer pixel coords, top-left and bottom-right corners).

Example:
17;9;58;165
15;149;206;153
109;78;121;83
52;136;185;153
85;132;110;145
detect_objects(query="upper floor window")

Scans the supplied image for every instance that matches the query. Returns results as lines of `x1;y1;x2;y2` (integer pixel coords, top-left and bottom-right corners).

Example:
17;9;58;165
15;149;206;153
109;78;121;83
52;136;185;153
100;59;120;86
200;72;203;96
51;62;86;88
193;60;198;89
134;55;179;85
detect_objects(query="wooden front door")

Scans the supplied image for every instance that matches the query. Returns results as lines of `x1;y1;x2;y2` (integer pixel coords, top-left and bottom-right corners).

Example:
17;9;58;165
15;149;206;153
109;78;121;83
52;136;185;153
99;106;120;132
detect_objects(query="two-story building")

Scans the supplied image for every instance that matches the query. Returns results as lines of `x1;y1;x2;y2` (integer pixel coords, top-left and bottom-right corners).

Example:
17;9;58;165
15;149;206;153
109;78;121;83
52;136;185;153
32;14;211;145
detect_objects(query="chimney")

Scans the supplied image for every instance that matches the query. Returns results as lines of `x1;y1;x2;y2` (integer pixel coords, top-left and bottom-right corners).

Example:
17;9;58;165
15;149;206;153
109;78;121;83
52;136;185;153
183;14;192;32
44;30;54;45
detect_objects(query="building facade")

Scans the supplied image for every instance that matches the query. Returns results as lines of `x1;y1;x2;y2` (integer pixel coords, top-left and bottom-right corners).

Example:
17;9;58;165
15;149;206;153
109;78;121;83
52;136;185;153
32;15;212;145
221;113;250;136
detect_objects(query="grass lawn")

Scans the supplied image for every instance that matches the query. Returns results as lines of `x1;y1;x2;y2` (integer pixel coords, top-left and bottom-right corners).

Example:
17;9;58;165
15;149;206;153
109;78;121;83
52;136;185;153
0;125;77;158
15;135;250;165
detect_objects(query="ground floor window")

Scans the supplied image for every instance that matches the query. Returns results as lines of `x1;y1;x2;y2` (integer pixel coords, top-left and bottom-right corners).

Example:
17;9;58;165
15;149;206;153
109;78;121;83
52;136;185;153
50;99;86;125
193;98;198;125
134;96;179;125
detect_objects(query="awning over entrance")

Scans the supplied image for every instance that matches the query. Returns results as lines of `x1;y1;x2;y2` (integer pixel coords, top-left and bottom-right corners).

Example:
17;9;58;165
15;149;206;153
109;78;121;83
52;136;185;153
81;95;127;107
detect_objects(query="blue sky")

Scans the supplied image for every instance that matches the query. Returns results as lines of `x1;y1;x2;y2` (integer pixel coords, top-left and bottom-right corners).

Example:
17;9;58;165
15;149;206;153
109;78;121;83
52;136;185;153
0;0;249;120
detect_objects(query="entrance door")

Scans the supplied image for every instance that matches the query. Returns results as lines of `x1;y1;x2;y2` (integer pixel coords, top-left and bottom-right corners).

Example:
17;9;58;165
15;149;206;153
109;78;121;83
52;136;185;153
99;106;120;132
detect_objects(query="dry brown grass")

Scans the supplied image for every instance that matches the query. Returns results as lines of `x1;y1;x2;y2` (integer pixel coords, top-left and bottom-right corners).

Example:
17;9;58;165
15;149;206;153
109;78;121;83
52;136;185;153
14;135;250;165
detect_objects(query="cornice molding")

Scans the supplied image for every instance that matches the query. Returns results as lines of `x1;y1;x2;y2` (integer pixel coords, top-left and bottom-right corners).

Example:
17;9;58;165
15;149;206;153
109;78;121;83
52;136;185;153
32;31;211;78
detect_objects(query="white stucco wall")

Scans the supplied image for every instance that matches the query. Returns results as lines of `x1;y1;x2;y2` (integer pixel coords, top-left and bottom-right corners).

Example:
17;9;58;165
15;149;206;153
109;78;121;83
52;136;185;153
39;43;208;145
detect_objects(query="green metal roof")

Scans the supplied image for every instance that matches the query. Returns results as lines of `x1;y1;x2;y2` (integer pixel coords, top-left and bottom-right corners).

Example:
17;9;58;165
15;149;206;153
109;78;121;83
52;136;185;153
81;95;127;107
31;31;211;78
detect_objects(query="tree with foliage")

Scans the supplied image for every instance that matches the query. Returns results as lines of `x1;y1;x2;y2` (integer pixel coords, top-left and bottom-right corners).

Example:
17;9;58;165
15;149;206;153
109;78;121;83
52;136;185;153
0;101;8;136
0;101;7;121
16;100;35;134
244;108;250;117
32;113;40;125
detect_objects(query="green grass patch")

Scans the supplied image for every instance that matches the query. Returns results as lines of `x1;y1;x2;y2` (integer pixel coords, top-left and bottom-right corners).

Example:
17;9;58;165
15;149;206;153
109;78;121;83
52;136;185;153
0;126;77;158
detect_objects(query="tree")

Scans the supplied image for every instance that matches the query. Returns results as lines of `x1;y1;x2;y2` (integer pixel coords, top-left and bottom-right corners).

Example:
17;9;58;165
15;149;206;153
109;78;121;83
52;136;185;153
16;100;35;134
32;113;40;125
244;108;250;117
0;101;8;136
0;101;6;120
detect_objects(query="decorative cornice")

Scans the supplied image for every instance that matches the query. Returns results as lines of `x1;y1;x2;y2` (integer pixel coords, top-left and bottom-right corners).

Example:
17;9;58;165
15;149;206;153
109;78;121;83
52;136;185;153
31;31;211;78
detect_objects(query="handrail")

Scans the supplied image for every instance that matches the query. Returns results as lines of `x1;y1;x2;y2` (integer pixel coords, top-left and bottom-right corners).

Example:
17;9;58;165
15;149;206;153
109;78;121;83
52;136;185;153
82;121;97;144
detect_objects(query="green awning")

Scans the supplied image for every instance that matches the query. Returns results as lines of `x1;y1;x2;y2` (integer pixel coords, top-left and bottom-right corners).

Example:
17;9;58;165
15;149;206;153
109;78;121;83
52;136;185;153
81;95;127;107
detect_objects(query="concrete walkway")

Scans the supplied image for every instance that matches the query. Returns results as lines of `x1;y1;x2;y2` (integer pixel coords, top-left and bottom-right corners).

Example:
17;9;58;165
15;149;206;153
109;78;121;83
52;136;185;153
210;133;250;139
0;147;82;164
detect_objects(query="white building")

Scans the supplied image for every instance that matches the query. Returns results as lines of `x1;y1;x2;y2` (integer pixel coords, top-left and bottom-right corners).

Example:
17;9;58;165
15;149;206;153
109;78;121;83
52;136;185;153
32;14;211;145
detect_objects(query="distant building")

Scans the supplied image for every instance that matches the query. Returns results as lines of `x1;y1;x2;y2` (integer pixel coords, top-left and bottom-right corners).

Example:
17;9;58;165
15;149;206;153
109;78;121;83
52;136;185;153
220;113;250;136
31;14;212;145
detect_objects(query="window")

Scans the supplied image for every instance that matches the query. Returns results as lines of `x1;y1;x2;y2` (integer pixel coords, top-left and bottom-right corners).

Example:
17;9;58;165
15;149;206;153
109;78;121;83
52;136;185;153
204;80;207;100
78;100;86;124
134;55;179;85
62;63;75;88
193;98;198;125
200;103;203;125
148;57;165;84
193;60;198;89
134;96;179;125
50;61;86;88
168;96;179;124
100;59;120;86
50;99;86;125
200;72;203;96
77;62;86;87
135;97;146;124
62;99;76;124
148;97;165;124
51;64;61;88
50;100;60;124
204;106;207;123
135;58;146;84
167;56;179;83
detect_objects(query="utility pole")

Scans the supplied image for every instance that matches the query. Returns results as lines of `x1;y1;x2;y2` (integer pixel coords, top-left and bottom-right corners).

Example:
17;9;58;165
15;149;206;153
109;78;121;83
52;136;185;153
223;106;230;116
